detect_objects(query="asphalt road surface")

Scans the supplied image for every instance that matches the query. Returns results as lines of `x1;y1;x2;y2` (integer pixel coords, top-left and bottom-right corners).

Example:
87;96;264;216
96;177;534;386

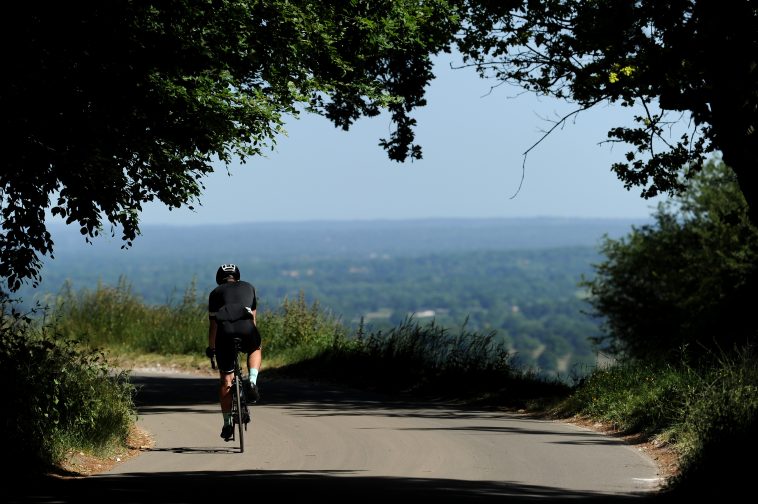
9;371;665;503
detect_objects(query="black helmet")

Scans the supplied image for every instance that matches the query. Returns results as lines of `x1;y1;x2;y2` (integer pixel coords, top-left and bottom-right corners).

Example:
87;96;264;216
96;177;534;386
216;263;240;284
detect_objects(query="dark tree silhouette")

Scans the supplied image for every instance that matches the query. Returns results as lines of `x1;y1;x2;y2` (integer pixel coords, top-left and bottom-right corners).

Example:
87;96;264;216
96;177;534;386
0;1;460;291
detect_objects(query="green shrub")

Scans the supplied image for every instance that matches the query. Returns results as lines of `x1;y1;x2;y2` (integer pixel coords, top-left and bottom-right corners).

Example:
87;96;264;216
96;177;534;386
582;160;758;363
0;298;136;473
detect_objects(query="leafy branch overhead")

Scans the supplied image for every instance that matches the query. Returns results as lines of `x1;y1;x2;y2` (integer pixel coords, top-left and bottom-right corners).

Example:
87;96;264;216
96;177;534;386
456;0;758;223
0;1;461;291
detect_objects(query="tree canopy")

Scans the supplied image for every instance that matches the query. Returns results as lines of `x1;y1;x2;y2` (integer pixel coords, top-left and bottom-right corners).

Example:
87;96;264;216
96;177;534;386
1;0;460;292
456;0;758;225
6;1;758;296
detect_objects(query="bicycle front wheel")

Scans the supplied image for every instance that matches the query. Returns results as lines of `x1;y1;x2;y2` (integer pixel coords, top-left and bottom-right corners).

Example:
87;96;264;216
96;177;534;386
233;377;245;453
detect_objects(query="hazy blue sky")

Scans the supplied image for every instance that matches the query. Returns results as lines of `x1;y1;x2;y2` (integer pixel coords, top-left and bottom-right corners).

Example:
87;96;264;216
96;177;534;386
140;53;669;226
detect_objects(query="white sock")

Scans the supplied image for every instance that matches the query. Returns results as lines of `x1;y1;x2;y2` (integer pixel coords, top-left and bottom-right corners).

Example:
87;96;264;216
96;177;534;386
249;368;259;385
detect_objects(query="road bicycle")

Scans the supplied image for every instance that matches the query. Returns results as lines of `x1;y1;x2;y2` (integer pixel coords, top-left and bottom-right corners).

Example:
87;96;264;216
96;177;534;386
210;337;252;453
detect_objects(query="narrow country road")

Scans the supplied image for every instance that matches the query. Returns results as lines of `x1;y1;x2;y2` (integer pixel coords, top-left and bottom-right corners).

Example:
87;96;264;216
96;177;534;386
10;371;665;503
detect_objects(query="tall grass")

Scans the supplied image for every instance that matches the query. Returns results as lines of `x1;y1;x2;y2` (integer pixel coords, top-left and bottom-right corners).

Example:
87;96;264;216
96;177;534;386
49;279;350;366
548;346;758;497
268;315;573;405
50;277;207;355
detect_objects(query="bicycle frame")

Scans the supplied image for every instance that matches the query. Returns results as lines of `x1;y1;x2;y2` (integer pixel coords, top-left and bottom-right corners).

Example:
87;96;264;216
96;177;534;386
230;344;251;453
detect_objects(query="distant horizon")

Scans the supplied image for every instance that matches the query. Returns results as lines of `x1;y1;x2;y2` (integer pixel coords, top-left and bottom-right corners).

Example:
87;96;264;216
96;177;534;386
41;215;651;262
46;214;654;232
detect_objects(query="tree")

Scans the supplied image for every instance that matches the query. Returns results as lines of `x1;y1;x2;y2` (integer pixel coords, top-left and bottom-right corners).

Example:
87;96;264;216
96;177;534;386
1;1;461;292
581;160;758;362
456;1;758;226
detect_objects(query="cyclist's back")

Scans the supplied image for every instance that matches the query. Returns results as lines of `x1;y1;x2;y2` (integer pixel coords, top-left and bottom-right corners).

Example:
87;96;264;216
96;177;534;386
209;279;257;338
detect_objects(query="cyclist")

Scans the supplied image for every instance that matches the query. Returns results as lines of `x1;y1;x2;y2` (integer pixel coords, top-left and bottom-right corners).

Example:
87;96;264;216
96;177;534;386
206;263;262;441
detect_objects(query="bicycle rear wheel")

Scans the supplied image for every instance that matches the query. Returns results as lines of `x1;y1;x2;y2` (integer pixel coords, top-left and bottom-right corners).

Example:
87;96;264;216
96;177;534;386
233;376;245;453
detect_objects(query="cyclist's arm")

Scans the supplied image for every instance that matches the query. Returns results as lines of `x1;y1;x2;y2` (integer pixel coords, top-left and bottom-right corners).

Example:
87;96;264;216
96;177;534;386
244;305;257;326
208;317;217;349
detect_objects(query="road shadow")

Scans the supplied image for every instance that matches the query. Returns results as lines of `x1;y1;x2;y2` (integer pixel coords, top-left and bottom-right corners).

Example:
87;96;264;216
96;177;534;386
8;469;664;503
129;372;640;450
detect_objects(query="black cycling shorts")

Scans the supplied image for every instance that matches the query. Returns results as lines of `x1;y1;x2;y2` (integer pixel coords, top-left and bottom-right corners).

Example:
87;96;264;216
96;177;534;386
215;324;262;374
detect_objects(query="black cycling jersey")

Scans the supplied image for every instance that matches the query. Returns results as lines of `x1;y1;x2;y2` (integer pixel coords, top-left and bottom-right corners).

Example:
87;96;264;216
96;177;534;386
209;280;260;372
209;280;257;318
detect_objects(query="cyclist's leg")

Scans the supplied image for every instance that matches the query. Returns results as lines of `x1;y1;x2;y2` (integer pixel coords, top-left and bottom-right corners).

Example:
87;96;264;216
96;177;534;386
245;326;262;383
216;336;236;438
219;370;233;411
218;370;235;439
247;348;261;381
242;327;262;402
